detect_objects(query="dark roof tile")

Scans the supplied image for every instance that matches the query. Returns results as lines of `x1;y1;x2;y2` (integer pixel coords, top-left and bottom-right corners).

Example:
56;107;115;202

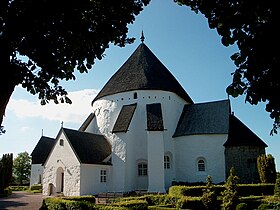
31;136;55;164
112;103;137;133
146;103;164;131
92;43;193;104
63;128;111;164
224;115;268;147
173;100;230;137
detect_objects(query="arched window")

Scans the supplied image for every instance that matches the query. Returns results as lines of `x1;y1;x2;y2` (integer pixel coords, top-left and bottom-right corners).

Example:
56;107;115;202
164;155;171;169
197;159;206;172
138;163;148;176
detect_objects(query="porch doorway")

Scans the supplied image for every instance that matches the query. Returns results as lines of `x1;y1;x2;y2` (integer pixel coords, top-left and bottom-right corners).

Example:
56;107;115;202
56;167;64;193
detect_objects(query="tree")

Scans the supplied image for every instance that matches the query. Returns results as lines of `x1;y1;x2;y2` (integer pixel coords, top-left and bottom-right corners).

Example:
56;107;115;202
202;175;218;210
0;0;150;134
221;167;239;210
257;154;276;183
175;0;279;135
0;153;13;193
13;152;31;185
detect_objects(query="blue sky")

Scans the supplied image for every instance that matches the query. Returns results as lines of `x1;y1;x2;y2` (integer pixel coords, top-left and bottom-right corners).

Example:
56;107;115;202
1;0;279;171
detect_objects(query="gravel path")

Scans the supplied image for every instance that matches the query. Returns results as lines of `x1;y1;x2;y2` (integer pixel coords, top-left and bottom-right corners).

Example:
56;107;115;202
0;191;44;210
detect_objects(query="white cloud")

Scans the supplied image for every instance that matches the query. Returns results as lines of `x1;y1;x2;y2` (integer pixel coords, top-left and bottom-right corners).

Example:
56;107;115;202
8;89;99;124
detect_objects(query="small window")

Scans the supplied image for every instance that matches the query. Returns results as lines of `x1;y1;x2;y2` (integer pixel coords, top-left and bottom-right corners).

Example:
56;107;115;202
100;169;107;183
164;155;170;169
198;159;205;171
138;163;148;176
59;139;64;146
133;92;138;99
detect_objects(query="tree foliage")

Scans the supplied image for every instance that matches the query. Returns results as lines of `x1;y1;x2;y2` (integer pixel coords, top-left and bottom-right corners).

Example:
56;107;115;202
175;0;279;135
221;167;239;210
0;0;150;133
0;153;13;193
13;152;31;185
257;154;276;183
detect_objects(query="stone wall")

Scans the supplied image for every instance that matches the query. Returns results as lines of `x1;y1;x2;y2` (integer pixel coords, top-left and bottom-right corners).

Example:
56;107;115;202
225;146;265;183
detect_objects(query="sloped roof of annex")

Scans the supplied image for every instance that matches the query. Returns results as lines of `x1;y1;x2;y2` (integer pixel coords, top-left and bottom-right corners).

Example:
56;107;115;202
173;99;267;148
224;114;268;147
31;136;56;164
173;99;231;137
42;128;111;165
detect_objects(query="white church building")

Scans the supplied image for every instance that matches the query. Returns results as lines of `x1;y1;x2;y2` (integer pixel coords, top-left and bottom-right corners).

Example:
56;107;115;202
30;42;267;196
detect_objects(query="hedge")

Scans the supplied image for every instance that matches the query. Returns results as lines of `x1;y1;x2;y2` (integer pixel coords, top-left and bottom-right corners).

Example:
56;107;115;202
237;184;275;196
112;199;148;209
30;184;43;191
169;184;275;197
176;196;205;209
40;196;149;210
61;195;96;203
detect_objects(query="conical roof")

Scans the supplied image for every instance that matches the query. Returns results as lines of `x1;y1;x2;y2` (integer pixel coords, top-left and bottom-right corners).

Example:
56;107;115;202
92;43;193;104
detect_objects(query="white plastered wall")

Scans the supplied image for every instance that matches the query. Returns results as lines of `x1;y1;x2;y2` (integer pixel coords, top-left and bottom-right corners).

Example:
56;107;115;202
174;134;227;184
87;90;188;192
80;164;112;195
42;132;81;196
30;164;43;186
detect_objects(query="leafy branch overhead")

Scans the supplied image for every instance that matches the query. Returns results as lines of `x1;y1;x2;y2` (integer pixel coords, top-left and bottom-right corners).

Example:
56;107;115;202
0;0;150;133
175;0;279;135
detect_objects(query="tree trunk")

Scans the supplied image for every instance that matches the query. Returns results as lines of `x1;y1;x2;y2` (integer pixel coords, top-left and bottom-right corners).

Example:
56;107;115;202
0;42;17;130
0;83;16;128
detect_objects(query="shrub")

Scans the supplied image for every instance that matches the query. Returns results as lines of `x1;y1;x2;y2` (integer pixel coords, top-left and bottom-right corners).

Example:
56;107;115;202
239;196;263;210
112;199;148;210
176;196;204;209
62;195;96;203
202;175;219;210
237;184;275;196
236;203;248;210
257;154;276;184
40;197;66;210
258;203;273;210
8;186;29;191
0;187;12;197
30;184;42;191
262;196;280;209
221;167;239;210
40;196;97;210
168;185;205;197
275;176;280;196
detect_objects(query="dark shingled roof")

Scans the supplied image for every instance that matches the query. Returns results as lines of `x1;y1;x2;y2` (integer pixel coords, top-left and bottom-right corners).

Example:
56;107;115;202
31;136;55;164
224;115;268;147
146;103;164;131
173;100;230;137
63;128;111;164
112;103;137;133
92;43;193;104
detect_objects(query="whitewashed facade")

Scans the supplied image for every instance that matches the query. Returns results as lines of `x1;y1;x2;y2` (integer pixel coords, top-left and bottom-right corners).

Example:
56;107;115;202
32;43;267;196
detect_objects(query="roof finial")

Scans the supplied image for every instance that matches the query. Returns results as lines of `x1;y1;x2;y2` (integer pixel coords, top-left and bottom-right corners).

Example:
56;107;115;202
140;30;145;43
